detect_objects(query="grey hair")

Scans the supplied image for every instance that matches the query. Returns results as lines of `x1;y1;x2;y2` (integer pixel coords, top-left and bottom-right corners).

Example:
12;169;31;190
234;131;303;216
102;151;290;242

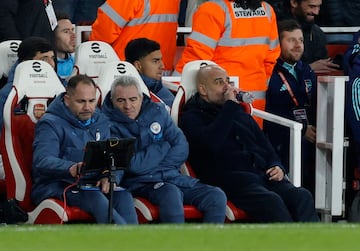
110;75;143;98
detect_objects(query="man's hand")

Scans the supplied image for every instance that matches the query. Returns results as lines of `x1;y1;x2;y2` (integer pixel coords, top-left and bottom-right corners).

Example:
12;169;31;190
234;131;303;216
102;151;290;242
96;177;111;194
266;166;284;181
310;58;340;74
69;162;82;177
224;86;238;102
304;125;316;143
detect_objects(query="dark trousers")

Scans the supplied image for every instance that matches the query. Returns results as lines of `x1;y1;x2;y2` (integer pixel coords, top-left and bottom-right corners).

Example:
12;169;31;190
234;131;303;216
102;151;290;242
66;189;138;224
224;172;319;223
132;182;227;223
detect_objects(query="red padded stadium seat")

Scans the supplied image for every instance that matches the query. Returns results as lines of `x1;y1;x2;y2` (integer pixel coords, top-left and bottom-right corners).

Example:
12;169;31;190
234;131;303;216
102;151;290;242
0;60;94;224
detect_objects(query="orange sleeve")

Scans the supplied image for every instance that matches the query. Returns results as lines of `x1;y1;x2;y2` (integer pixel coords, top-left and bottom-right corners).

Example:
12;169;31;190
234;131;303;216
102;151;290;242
175;2;225;73
89;0;143;44
264;5;281;80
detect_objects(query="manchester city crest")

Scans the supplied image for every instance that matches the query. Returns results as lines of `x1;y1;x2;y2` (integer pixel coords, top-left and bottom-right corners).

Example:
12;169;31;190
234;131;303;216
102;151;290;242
150;122;161;134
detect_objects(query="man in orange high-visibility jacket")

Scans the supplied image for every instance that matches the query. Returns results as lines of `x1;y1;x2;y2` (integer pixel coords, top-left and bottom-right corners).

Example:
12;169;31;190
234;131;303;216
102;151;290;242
175;0;280;126
89;0;180;75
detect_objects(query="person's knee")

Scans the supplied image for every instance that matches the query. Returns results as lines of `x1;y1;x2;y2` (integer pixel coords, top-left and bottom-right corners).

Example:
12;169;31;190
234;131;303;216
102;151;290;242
115;190;134;205
299;187;314;200
207;187;227;206
155;184;184;222
196;186;227;213
156;184;183;205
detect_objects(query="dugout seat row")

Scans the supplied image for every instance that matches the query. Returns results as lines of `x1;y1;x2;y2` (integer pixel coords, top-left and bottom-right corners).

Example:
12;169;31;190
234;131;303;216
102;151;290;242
94;58;250;222
70;42;250;222
0;39;249;223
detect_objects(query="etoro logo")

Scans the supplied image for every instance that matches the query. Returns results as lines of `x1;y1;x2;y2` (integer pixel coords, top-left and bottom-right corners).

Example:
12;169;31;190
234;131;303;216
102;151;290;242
117;63;126;74
9;41;20;53
32;61;42;72
91;42;101;53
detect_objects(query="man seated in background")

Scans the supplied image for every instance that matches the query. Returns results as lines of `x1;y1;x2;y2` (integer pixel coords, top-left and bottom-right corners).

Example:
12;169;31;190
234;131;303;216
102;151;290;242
102;75;227;223
52;12;76;84
179;64;319;223
264;19;317;195
31;74;138;224
125;38;175;107
276;0;340;74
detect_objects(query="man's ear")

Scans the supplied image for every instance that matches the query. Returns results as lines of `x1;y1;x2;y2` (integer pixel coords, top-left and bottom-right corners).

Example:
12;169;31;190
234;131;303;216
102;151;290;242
290;0;298;8
134;60;142;72
63;93;70;106
198;83;207;96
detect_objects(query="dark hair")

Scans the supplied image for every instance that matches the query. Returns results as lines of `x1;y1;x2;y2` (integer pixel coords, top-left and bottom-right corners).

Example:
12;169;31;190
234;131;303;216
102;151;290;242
125;38;160;64
66;74;96;94
232;0;262;10
277;19;302;40
56;12;71;23
283;0;302;10
17;36;55;62
51;12;72;44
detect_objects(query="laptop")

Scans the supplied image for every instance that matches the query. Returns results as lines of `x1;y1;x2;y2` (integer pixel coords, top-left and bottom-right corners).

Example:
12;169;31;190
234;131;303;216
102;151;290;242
78;137;136;190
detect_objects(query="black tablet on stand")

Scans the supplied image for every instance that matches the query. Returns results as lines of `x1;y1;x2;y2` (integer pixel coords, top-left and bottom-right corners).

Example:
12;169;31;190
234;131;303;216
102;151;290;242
80;137;136;223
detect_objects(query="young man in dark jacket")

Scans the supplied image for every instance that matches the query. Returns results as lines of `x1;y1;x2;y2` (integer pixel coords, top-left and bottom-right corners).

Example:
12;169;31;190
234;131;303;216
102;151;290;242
125;38;175;107
179;64;319;222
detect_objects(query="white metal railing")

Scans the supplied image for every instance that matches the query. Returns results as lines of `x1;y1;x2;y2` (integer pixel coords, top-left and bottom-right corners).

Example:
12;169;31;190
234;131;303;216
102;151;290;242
315;75;349;221
252;109;303;187
320;27;360;33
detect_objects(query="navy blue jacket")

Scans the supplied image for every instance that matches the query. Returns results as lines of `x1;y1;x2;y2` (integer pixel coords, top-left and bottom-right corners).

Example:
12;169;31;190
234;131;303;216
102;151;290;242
0;61;18;129
102;93;198;192
343;31;360;77
264;59;317;171
141;74;174;107
179;94;284;189
31;93;115;205
345;33;360;167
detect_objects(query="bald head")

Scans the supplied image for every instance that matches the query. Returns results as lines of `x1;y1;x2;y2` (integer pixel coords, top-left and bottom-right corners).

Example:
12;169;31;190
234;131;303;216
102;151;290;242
196;65;226;89
196;65;231;105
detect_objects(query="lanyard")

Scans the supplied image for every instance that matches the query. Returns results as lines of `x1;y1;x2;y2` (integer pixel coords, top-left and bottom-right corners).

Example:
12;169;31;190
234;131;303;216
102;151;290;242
277;71;310;107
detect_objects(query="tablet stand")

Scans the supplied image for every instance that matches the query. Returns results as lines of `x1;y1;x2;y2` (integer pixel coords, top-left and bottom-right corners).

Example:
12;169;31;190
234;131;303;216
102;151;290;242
107;153;118;224
81;138;135;224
